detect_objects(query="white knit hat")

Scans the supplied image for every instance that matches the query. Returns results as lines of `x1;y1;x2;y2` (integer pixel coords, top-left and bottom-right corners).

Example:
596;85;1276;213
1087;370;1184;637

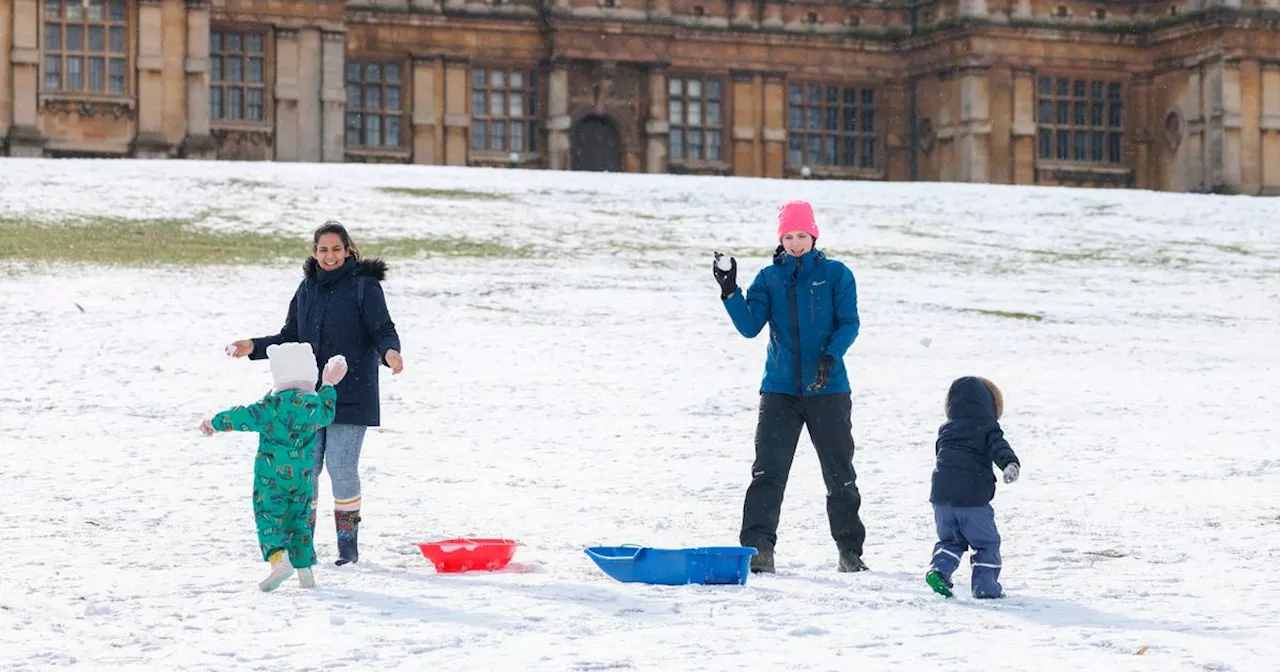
267;342;318;392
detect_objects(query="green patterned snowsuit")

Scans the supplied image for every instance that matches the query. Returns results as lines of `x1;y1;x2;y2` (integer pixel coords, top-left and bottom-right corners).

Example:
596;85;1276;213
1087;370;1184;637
212;385;337;569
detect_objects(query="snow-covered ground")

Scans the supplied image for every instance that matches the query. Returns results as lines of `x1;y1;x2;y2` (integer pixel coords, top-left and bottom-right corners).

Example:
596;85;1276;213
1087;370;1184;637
2;159;1279;671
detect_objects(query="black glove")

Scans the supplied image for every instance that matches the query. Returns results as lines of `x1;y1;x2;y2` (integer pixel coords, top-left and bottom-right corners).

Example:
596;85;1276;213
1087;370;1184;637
807;355;834;392
713;252;738;300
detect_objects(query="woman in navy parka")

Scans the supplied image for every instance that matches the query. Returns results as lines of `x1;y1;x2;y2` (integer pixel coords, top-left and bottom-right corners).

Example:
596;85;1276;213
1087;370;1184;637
713;201;868;574
229;221;404;567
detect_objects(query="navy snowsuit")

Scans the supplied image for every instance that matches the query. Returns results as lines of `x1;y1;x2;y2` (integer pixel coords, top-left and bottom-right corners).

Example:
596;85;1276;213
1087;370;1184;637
929;377;1020;598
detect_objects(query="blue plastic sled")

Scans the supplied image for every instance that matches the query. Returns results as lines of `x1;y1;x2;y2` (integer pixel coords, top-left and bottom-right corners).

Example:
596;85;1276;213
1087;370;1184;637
584;545;758;586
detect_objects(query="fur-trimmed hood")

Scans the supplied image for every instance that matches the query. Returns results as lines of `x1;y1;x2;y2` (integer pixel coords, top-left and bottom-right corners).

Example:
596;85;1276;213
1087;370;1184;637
302;256;389;281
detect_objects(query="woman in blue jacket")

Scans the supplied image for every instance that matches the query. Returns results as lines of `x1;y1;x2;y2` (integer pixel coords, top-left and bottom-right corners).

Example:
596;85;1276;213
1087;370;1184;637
713;200;867;574
229;221;404;566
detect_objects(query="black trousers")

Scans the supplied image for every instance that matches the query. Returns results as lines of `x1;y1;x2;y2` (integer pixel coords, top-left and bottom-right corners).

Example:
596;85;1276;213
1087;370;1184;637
739;392;866;556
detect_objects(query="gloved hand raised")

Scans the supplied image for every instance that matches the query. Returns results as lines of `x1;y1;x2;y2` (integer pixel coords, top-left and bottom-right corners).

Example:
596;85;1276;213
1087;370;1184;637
1002;463;1020;484
807;355;835;392
713;252;737;300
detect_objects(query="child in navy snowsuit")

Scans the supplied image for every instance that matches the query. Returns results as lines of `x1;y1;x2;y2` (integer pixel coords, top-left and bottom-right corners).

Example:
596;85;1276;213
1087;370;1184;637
926;376;1020;599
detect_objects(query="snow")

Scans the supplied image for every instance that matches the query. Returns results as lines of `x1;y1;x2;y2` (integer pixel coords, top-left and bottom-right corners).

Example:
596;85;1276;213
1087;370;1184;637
2;158;1279;671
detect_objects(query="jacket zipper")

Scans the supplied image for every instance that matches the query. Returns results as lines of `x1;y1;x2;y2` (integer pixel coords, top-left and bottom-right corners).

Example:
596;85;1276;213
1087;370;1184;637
788;262;803;396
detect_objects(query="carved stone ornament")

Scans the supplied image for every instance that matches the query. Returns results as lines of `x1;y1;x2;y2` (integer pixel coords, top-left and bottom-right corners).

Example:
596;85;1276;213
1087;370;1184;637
918;117;936;155
211;128;275;147
1163;108;1183;152
42;98;136;121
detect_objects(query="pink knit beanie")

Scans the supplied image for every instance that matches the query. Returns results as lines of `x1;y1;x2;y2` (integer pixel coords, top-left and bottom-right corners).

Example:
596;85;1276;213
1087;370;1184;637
777;201;819;241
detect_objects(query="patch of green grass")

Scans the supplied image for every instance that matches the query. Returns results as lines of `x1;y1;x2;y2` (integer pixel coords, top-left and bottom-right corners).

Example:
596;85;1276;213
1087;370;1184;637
377;186;514;201
966;308;1044;322
0;216;536;267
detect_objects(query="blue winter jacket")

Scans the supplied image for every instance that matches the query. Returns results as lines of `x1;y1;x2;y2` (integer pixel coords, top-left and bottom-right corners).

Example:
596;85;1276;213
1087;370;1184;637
250;256;402;427
930;377;1020;507
723;247;860;397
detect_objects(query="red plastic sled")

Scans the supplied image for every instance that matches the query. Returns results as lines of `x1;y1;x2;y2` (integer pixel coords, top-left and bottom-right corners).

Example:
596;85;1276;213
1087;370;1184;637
416;538;520;573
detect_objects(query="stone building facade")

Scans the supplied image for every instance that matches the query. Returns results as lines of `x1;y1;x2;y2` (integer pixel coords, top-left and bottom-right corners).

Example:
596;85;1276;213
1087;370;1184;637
2;0;1279;194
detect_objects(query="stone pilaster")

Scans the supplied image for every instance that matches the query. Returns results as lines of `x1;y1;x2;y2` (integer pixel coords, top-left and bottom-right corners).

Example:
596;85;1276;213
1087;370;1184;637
8;0;45;156
1261;61;1280;194
644;62;668;173
1010;68;1036;184
442;56;470;165
133;0;170;158
730;70;760;177
274;28;300;161
957;67;991;182
546;58;571;170
181;0;216;158
320;31;346;162
411;54;442;164
761;72;786;178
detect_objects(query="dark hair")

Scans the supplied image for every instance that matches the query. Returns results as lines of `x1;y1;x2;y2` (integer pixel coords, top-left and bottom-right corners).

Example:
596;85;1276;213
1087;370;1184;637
313;220;361;262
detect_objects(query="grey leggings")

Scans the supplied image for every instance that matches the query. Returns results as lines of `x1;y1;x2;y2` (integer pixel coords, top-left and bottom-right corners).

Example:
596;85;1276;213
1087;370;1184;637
315;423;367;511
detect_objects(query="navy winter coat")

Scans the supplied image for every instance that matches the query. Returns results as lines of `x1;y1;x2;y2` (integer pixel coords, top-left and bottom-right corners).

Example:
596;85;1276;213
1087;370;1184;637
251;256;402;427
930;377;1020;507
723;247;860;397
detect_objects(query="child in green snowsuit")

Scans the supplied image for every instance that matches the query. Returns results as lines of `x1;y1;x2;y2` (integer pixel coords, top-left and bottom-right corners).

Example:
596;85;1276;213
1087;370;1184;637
201;342;348;592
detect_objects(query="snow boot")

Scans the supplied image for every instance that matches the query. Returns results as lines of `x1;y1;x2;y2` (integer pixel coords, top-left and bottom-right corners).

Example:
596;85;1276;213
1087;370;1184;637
259;550;295;593
837;548;869;573
750;547;775;574
925;569;954;598
335;510;361;566
297;567;316;589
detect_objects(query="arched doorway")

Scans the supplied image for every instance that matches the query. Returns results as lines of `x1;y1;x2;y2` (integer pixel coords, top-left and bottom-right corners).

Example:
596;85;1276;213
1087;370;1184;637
571;116;621;172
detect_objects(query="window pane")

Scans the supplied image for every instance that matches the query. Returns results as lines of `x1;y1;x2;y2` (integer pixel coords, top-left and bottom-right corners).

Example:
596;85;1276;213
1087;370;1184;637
826;86;838;104
511;71;524;89
707;101;721;126
386;116;401;146
365;114;381;146
1091;81;1104;99
247;88;263;121
787;85;802;104
825;108;838;131
472;91;485;116
1091;131;1104;161
788;105;802;130
386;85;401;112
246;34;264;53
823;136;837;165
707;79;721;100
46;0;62;19
210;32;222;52
66;25;82;51
227;58;242;82
347;63;361;83
1109;104;1123;128
1108;83;1122;101
248;57;264;83
211;87;223;120
489;91;504;117
1038;128;1052;158
689;129;702;160
1074;103;1086;126
227;34;241;53
511;122;524;151
1073;130;1087;161
528;120;537;152
861;138;875;168
844;87;857;105
509;92;523;117
669;100;683;125
108;58;125;93
807;135;820;163
843;107;857;132
228;87;243;119
89;26;104;52
67;56;83;90
669;78;682;96
491;120;506;151
365;85;381;110
843;136;857;167
1091;102;1103;126
66;1;82;19
471;69;485;88
862;89;874;106
88;0;104;20
471;120;487;150
1056;130;1069;159
109;0;125;21
807;106;820;130
807;84;821;101
88;57;104;91
109;26;124;54
386;64;401;83
688;79;702;98
1038;100;1050;123
347;84;361;109
787;134;802;164
1057;101;1069;124
44;56;61;90
366;63;381;82
708;129;721;160
688;101;701;126
1073;80;1086;97
1108;133;1122;162
211;57;222;82
346;114;362;146
861;109;875;133
1056;78;1069;96
46;23;61;50
670;128;684;159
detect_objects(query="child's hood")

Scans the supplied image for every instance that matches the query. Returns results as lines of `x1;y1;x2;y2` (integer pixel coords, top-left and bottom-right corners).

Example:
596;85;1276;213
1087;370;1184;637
944;377;1000;422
